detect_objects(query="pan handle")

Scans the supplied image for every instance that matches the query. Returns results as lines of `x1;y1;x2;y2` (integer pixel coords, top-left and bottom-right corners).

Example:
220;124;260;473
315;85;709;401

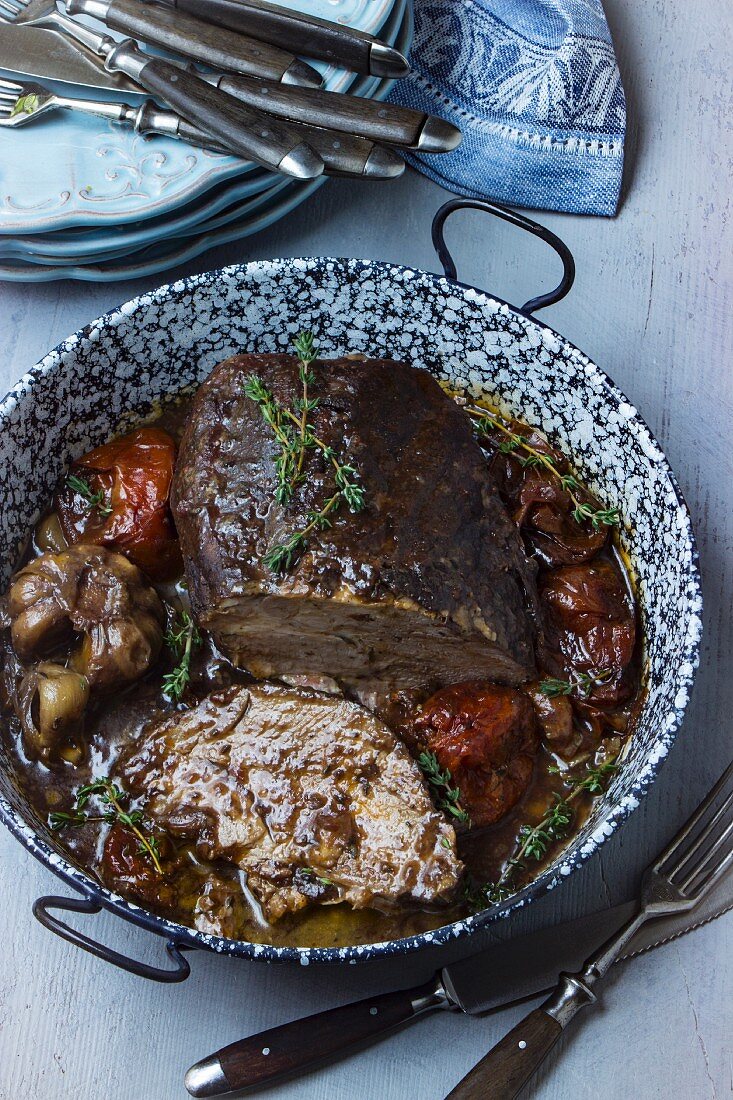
431;198;575;315
33;894;192;983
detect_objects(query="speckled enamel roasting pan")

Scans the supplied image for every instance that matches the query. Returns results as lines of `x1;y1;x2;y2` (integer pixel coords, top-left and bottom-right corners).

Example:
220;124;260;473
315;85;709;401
0;200;702;977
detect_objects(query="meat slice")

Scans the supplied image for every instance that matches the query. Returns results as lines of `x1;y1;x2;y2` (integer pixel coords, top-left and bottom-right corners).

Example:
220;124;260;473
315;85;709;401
119;683;462;923
172;353;538;693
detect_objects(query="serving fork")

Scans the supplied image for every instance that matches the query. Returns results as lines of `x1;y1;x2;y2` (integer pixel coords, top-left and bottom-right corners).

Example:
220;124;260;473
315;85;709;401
0;0;325;175
445;760;733;1100
0;75;405;178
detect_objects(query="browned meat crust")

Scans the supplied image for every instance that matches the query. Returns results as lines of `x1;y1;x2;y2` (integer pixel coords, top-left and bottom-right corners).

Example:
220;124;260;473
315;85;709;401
172;354;538;693
118;683;463;924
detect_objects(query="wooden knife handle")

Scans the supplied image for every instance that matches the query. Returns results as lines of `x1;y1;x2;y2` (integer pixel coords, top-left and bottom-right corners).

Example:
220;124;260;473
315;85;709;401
102;0;311;83
185;979;446;1097
216;74;461;152
172;0;408;76
445;1008;563;1100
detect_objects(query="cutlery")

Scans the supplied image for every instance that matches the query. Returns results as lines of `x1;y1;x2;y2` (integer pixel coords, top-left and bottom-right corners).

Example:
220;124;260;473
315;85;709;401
446;759;733;1100
184;761;733;1098
208;71;462;152
66;0;322;85
154;0;410;78
0;76;405;178
0;0;324;176
0;22;143;90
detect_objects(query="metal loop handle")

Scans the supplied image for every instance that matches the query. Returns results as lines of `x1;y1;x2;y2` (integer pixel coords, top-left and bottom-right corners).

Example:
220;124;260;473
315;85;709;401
431;198;576;315
33;894;192;983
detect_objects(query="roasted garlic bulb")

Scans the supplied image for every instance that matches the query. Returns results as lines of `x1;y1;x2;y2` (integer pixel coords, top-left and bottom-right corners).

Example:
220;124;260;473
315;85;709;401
16;662;90;761
8;545;165;691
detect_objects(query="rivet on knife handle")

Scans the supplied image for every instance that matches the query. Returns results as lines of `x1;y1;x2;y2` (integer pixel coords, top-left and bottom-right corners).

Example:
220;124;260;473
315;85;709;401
184;978;451;1097
161;0;410;77
214;74;462;152
104;40;324;178
66;0;322;86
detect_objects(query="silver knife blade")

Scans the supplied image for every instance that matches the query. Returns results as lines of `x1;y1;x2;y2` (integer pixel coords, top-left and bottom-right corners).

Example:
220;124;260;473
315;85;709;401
442;879;733;1015
0;24;143;93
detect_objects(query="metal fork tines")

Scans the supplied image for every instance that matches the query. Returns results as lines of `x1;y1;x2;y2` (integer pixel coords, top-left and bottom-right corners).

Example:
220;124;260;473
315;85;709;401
649;760;733;903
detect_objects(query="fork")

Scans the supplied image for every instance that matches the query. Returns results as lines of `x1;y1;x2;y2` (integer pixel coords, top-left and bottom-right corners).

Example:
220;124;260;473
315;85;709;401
0;76;405;178
445;760;733;1100
0;0;324;176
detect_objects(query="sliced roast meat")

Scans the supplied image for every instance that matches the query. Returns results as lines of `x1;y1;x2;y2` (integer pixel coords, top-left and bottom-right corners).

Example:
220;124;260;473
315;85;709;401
172;354;538;694
118;683;462;923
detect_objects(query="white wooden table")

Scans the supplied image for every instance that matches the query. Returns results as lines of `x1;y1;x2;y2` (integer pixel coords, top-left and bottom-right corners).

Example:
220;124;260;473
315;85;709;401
0;1;730;1096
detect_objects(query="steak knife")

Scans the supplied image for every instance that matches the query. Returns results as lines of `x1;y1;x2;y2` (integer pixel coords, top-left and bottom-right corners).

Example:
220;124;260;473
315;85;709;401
154;0;411;77
65;0;322;85
184;875;733;1098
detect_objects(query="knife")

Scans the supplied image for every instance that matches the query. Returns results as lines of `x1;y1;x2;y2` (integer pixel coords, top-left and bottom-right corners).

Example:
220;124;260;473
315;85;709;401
154;0;411;78
184;875;733;1098
0;23;142;91
209;72;463;153
65;0;321;85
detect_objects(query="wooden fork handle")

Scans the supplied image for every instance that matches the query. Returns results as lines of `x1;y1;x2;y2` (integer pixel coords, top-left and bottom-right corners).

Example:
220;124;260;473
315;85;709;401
445;1008;562;1100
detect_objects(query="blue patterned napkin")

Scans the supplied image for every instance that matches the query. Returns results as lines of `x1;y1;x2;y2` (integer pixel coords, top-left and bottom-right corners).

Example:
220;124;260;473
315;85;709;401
389;0;626;216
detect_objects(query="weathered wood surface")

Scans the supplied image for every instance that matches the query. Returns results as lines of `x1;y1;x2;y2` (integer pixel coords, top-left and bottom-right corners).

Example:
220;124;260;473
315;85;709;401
0;0;730;1096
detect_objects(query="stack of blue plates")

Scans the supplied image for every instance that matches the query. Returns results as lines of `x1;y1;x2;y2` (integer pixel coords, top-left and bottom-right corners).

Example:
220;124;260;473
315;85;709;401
0;0;411;281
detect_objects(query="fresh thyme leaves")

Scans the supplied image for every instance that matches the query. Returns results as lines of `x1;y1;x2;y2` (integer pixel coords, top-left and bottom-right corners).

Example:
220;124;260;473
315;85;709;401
66;473;112;517
162;610;202;701
262;492;342;572
539;668;613;699
48;777;163;873
549;758;618;796
11;93;39;117
466;405;620;530
301;866;334;886
418;751;471;825
462;757;618;914
244;332;366;573
462;877;514;911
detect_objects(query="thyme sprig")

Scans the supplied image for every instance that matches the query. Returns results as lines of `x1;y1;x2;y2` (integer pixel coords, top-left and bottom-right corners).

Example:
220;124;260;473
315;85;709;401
11;93;39;117
301;866;334;886
466;405;620;530
48;777;163;873
539;668;613;699
244;332;366;573
462;758;618;914
66;473;112;517
162;610;202;701
418;751;471;825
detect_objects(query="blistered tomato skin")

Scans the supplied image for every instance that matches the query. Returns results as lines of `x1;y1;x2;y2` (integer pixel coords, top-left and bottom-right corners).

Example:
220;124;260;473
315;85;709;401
539;558;636;705
413;681;539;829
55;427;182;582
102;824;177;909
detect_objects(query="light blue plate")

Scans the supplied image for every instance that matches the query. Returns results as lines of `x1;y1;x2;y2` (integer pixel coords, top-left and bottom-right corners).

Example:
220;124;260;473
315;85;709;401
0;0;400;235
0;5;412;281
0;2;411;277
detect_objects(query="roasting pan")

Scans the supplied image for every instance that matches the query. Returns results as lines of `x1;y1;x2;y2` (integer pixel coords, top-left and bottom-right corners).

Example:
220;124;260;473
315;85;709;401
0;200;702;979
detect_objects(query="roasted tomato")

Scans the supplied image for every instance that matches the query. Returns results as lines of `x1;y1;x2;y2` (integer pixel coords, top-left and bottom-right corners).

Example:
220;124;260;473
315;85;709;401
55;427;182;581
486;421;607;567
412;682;538;829
539;558;636;705
101;824;178;910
